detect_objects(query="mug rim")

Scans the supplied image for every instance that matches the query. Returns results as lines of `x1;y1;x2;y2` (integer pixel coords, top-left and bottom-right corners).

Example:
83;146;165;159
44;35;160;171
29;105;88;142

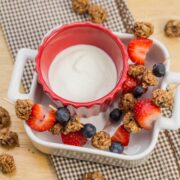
35;22;129;108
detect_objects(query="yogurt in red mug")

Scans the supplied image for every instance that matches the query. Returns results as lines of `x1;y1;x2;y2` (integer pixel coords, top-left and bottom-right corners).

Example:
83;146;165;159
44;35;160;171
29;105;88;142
36;22;128;116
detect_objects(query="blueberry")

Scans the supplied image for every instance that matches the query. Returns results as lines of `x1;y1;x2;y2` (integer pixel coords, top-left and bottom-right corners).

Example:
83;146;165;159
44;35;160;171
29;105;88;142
109;108;122;122
82;123;96;138
56;107;70;125
109;141;124;154
133;86;145;98
152;63;166;77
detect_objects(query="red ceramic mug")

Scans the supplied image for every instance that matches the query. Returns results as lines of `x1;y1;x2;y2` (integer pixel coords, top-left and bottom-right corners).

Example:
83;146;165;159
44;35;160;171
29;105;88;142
35;22;128;116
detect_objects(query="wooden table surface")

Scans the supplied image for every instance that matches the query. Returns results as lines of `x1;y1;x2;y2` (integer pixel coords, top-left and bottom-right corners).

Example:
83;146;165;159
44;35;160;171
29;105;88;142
0;0;179;179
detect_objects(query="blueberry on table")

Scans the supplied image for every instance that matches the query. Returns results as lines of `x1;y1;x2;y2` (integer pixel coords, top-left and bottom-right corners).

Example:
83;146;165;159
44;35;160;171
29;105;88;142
56;107;71;125
133;86;145;98
109;141;124;154
82;123;96;138
152;63;166;77
109;108;123;122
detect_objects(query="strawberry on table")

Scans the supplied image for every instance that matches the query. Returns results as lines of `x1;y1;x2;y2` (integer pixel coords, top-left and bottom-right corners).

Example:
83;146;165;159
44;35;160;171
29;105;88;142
128;38;153;65
61;131;87;146
122;75;138;94
134;99;161;130
27;104;56;132
111;125;130;146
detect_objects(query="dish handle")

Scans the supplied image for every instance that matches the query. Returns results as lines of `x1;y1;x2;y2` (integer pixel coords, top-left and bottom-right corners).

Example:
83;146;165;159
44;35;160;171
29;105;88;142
157;71;180;130
8;48;37;101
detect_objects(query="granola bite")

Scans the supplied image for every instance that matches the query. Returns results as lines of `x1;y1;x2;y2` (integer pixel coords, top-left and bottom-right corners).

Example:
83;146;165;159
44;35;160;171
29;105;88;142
128;64;146;79
91;131;111;150
119;93;137;111
49;123;63;135
142;70;158;88
132;22;154;38
0;106;11;129
0;154;16;174
164;20;180;37
62;116;83;135
72;0;89;14
152;89;173;108
15;99;33;120
123;111;141;133
88;4;107;24
0;131;19;148
83;171;105;180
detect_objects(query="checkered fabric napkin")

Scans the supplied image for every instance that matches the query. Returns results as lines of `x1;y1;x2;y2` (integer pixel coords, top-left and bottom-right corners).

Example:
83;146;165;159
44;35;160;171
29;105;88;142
0;0;180;179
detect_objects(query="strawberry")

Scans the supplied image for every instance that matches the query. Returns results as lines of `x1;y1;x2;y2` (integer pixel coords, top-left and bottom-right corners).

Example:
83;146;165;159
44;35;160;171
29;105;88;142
128;38;153;65
122;75;137;94
134;99;161;130
61;131;87;146
111;125;130;146
27;104;56;132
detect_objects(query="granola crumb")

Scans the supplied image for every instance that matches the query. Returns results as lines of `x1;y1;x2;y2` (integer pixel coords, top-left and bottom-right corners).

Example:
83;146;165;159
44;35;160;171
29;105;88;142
152;89;173;108
88;4;107;24
0;154;16;174
15;99;33;120
142;70;158;88
62;116;83;135
132;22;154;38
91;131;111;150
128;64;146;79
0;106;11;129
164;20;180;37
83;171;105;180
123;112;141;133
0;131;19;148
119;93;137;111
72;0;89;14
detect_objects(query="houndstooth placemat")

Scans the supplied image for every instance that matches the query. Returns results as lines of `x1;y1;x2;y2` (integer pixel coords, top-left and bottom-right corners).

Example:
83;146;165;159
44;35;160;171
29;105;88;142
0;0;180;179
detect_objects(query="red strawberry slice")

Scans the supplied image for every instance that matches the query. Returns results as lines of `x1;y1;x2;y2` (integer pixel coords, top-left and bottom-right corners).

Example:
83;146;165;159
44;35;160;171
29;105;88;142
27;104;56;132
122;75;138;94
128;38;153;65
134;99;161;130
61;131;87;146
111;125;130;146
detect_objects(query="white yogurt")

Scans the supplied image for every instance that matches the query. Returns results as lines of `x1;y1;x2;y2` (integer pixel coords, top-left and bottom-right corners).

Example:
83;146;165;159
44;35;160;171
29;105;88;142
48;45;117;102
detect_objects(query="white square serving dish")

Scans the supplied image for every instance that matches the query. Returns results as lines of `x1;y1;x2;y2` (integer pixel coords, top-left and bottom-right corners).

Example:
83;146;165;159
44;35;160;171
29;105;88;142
8;32;180;168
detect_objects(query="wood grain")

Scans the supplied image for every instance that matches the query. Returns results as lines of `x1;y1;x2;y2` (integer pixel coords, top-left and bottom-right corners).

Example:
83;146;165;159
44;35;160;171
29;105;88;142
0;0;179;179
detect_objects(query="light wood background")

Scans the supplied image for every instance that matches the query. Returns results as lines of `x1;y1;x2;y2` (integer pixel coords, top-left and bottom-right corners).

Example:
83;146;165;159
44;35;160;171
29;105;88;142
0;0;179;179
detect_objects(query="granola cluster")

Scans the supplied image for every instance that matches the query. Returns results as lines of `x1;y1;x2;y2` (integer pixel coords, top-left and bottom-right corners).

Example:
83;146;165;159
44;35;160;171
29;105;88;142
164;20;180;37
0;106;11;129
72;0;90;14
123;112;141;133
128;64;146;79
119;93;137;111
0;154;16;174
49;123;63;135
91;131;111;150
132;22;154;38
15;99;33;120
0;131;19;148
83;171;105;180
62;116;83;135
142;70;158;88
88;4;107;24
72;0;108;24
152;89;173;108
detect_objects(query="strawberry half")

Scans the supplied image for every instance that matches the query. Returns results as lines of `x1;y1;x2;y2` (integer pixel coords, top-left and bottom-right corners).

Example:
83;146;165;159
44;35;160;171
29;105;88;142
111;125;130;146
61;131;87;146
128;38;153;65
122;75;138;94
134;99;161;130
27;104;56;132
